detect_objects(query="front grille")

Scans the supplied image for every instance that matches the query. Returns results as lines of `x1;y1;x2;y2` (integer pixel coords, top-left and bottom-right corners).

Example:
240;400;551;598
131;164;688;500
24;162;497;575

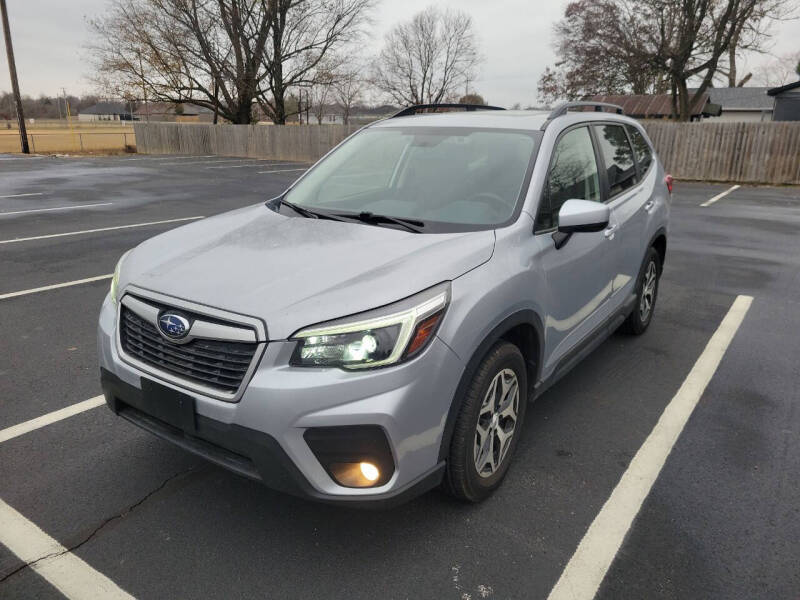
120;306;258;394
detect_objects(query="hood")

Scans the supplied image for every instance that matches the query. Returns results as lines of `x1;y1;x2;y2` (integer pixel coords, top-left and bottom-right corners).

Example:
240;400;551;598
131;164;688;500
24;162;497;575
120;204;495;339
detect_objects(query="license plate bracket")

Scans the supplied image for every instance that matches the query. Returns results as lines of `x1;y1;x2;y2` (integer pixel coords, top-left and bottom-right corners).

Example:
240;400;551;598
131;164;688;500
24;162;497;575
140;378;197;434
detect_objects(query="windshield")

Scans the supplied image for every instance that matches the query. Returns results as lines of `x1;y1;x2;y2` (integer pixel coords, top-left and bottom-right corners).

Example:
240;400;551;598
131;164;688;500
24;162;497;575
281;126;541;232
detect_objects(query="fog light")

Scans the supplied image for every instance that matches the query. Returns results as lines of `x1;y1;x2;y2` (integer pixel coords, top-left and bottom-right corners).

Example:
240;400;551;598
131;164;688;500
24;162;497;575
330;462;382;488
359;462;380;482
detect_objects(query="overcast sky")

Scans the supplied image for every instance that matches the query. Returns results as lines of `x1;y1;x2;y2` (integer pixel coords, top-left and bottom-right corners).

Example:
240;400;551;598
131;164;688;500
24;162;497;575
1;0;797;107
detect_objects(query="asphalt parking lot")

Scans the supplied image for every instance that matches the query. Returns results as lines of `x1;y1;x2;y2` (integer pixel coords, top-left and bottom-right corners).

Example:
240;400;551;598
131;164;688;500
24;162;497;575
1;153;799;600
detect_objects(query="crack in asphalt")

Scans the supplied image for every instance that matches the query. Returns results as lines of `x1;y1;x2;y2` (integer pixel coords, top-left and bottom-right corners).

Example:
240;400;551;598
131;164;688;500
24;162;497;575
0;467;194;585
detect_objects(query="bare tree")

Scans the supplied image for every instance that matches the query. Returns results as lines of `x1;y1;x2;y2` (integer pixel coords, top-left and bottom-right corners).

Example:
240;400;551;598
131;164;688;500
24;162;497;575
309;67;337;124
537;0;666;105
756;50;800;85
639;0;791;120
538;0;794;120
256;0;374;124
372;6;482;106
89;0;274;124
89;0;373;125
722;0;796;87
333;67;366;124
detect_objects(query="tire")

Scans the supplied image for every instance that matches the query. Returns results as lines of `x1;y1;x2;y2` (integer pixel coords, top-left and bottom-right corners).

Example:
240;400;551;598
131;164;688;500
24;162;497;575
621;246;661;335
443;341;528;502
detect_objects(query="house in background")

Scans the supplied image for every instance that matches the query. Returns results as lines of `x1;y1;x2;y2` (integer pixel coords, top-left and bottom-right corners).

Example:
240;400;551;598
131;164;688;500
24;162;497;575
699;87;774;122
134;102;215;122
78;102;132;122
350;104;398;124
768;81;800;121
307;104;345;125
306;104;398;125
587;93;721;121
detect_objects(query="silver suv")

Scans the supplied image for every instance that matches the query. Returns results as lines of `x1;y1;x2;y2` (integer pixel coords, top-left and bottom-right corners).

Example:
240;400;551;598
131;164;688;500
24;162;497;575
99;103;670;506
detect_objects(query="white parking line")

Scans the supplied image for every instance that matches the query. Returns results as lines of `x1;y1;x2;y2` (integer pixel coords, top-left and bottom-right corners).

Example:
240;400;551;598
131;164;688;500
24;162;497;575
0;275;113;301
0;396;105;443
205;162;299;170
700;184;740;207
0;203;113;217
0;215;204;245
0;192;44;199
158;158;262;167
122;155;215;161
546;294;753;600
256;168;308;175
0;497;134;599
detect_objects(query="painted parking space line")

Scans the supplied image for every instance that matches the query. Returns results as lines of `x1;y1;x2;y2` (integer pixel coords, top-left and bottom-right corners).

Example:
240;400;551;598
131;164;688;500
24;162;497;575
0;396;105;443
158;158;264;167
701;184;740;207
0;275;113;301
256;168;309;175
121;155;215;161
547;294;753;600
0;497;134;599
205;162;300;170
0;215;204;245
0;192;45;199
0;203;113;217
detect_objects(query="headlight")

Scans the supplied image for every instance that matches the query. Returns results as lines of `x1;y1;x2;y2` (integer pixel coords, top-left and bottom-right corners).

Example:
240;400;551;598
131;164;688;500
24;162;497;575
110;250;132;304
290;283;450;369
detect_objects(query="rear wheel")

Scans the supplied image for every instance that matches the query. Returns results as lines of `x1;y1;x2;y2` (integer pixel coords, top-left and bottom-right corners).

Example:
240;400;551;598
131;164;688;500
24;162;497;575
622;246;661;335
444;341;527;502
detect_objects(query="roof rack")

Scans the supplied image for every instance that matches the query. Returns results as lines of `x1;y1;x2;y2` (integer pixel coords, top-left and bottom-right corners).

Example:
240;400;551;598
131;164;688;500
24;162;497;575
390;103;506;119
541;101;624;130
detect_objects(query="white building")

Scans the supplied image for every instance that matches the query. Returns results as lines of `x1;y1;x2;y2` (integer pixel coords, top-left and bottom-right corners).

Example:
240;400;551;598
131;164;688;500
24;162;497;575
704;87;774;122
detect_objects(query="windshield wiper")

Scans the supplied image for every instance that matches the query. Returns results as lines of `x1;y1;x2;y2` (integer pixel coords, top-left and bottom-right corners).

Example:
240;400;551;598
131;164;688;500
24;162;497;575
280;199;345;221
334;211;426;233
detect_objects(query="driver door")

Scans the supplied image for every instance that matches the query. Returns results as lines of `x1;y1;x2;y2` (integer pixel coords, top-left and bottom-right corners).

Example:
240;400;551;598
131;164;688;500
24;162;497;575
533;125;619;379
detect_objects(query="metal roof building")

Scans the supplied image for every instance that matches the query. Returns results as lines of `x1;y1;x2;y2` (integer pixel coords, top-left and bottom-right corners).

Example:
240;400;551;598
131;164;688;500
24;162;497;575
586;93;718;120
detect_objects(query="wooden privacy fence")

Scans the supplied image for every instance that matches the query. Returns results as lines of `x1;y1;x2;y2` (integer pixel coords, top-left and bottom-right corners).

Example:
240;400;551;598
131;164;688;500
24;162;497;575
134;122;360;163
642;121;800;185
134;121;800;185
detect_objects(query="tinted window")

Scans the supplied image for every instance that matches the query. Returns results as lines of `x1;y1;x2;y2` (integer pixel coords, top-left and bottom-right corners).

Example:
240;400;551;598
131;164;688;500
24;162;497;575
537;127;600;231
627;125;653;173
594;124;637;197
284;127;539;231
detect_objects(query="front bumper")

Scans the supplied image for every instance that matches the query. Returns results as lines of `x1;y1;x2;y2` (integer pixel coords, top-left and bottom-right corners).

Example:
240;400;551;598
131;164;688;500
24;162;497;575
98;291;464;506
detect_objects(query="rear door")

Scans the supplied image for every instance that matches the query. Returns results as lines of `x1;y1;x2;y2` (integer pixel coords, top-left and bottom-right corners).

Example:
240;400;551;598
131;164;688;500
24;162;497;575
591;123;648;305
534;125;619;377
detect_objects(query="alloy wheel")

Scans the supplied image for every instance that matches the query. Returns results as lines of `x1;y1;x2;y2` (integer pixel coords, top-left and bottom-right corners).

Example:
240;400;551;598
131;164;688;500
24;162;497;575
639;260;657;321
474;368;519;478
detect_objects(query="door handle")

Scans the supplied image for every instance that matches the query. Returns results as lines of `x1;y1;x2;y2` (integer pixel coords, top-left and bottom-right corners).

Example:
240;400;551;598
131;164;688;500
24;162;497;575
644;199;655;212
604;224;617;240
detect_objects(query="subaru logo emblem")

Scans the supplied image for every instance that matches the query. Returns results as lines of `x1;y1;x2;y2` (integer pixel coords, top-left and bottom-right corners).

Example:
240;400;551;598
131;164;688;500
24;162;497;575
158;312;191;340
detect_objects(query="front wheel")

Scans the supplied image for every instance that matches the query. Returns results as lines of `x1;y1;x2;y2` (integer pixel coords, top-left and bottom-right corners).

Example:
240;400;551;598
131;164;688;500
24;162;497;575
443;341;528;502
621;247;661;335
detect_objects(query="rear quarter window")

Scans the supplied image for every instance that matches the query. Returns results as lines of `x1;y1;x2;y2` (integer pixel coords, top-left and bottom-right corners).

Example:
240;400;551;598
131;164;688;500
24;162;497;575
627;125;653;174
593;124;637;198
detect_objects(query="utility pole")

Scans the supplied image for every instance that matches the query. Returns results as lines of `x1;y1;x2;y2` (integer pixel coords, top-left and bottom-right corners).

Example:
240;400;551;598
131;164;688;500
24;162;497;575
62;88;74;133
138;52;149;122
0;0;29;153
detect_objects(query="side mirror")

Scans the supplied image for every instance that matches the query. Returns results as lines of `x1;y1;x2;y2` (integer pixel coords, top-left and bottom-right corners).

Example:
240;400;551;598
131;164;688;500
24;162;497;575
552;199;610;249
558;199;610;234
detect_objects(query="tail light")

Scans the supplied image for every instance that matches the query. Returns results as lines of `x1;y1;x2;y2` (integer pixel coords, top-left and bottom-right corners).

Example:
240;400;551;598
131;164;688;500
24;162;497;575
664;174;674;194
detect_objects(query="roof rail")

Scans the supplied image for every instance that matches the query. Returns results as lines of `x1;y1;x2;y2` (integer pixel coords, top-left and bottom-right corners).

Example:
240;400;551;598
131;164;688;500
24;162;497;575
541;101;624;130
390;103;506;118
